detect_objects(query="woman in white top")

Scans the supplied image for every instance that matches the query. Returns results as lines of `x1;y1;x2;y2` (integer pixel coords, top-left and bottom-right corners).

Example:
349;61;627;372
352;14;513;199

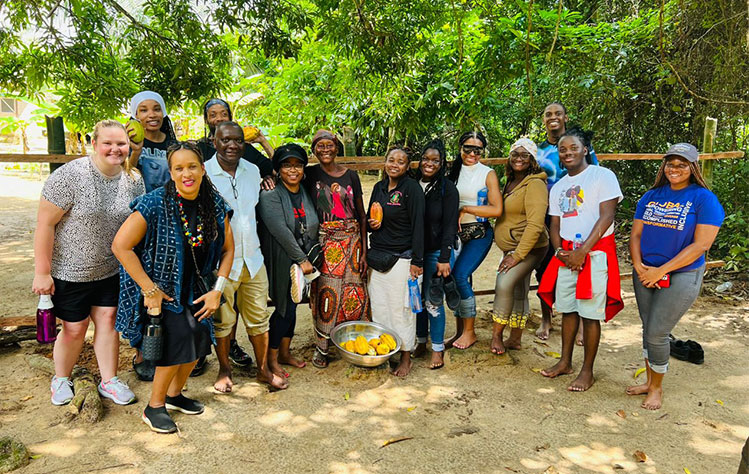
446;131;503;349
32;120;144;407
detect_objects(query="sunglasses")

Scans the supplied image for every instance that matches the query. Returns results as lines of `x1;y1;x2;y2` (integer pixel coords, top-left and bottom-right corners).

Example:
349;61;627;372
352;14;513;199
462;145;484;156
509;151;532;160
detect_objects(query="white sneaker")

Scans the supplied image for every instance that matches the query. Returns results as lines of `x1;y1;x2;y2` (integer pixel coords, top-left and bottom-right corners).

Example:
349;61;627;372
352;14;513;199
51;376;74;406
98;376;136;405
289;264;307;304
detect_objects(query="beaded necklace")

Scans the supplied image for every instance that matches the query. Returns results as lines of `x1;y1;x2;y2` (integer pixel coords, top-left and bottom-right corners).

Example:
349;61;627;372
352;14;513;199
176;192;204;247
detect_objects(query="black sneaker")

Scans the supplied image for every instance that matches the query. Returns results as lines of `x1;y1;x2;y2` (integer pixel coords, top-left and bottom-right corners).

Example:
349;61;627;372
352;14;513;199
189;356;208;377
428;273;445;307
443;274;461;311
165;394;205;415
229;340;253;367
133;356;155;382
142;405;177;433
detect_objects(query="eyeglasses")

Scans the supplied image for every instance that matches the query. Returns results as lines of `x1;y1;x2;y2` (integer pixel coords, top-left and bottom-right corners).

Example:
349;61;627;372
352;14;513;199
462;145;484;156
315;144;337;151
229;176;239;199
665;162;690;170
509;152;532;160
280;162;305;170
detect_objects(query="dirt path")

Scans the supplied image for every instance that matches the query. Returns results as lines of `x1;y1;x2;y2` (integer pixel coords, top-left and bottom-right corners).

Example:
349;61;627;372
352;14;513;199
1;173;747;474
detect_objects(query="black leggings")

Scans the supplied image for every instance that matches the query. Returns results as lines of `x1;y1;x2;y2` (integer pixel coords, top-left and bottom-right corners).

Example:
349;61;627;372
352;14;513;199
268;296;297;350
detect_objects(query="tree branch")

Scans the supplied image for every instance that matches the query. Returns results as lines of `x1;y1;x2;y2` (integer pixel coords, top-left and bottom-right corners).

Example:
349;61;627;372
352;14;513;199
546;0;563;61
525;0;534;112
102;0;182;50
658;0;749;106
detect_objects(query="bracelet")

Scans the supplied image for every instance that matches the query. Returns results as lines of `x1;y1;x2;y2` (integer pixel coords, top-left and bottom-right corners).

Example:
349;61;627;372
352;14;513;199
213;276;228;293
141;284;160;298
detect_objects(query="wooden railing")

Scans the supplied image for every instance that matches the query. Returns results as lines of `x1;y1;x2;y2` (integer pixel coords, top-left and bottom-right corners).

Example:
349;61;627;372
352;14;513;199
0;151;744;170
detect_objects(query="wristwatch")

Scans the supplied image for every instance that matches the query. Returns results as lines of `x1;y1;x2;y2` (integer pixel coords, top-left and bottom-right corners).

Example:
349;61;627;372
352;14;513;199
554;247;563;257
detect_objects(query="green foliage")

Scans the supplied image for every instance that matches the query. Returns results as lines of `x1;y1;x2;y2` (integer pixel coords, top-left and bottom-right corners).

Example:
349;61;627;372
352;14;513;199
0;0;747;267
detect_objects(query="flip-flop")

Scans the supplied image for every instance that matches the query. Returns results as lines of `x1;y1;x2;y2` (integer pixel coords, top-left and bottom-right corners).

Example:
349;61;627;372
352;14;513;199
443;275;461;312
428;272;445;307
312;349;328;369
430;363;444;370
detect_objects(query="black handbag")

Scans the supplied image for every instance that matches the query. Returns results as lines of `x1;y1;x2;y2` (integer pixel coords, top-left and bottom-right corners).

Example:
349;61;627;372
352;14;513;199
457;221;488;243
366;248;399;273
189;245;226;313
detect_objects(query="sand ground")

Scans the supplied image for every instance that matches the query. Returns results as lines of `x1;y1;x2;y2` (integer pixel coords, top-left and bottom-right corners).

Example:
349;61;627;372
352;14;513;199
1;172;747;474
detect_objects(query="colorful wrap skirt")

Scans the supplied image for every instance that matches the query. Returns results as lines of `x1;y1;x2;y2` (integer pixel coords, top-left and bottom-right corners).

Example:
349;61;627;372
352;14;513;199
310;219;371;354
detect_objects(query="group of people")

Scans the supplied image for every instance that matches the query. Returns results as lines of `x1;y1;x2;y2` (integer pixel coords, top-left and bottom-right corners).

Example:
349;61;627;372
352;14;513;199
32;92;724;434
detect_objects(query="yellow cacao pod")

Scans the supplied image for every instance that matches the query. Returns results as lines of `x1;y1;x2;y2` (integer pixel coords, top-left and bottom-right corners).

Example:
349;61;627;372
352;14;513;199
355;335;369;355
380;333;396;351
243;125;260;141
344;340;355;353
376;343;389;355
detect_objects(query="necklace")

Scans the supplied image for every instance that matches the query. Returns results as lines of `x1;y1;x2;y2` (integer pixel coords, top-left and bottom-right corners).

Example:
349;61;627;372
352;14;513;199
176;192;204;247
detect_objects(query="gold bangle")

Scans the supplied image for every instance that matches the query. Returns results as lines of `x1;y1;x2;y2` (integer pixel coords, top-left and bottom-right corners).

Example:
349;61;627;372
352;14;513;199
141;284;160;298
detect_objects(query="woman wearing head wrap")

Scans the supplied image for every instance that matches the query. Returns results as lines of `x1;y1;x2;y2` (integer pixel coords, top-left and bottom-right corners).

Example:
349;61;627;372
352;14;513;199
490;138;549;354
197;98;276;189
125;91;178;193
303;129;371;368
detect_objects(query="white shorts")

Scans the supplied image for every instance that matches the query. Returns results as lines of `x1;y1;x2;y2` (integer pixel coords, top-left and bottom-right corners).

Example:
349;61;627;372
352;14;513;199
555;251;608;321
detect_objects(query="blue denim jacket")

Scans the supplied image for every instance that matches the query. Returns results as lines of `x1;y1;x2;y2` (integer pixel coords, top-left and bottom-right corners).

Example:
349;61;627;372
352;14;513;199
115;187;231;348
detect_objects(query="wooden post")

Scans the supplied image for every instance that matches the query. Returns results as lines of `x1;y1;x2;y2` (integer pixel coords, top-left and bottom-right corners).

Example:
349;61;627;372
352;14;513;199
702;117;717;188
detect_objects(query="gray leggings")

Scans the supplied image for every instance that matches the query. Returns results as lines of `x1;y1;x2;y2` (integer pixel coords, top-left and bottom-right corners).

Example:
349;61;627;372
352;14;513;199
492;247;546;327
632;265;704;373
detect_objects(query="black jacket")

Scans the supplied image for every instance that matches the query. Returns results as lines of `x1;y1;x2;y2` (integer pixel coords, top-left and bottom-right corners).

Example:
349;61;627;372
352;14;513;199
423;177;459;263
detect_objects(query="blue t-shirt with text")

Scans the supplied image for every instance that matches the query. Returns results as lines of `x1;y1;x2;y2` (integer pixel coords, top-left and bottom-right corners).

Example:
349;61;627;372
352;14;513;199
537;139;599;190
634;184;724;272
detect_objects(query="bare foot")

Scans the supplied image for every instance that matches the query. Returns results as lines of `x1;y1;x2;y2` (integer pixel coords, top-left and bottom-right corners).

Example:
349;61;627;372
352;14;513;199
576;325;584;346
568;369;595;392
444;333;461;349
504;337;522;350
214;369;233;393
278;353;306;369
268;360;289;379
641;387;663;410
490;332;505;355
541;361;573;378
536;317;552;340
413;343;427;358
258;369;289;390
452;332;477;350
626;383;650;396
392;356;413;377
429;351;444;370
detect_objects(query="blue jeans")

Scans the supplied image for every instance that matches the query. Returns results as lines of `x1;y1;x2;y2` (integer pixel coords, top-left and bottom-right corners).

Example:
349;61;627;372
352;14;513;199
416;250;455;352
452;227;494;318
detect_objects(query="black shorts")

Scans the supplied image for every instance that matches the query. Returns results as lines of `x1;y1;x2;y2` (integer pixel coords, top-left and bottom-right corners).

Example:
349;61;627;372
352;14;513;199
51;275;120;322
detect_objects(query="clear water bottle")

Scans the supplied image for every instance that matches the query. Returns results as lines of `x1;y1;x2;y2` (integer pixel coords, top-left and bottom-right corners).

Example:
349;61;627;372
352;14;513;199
573;233;584;250
476;187;488;223
408;277;423;313
36;295;57;344
141;308;163;362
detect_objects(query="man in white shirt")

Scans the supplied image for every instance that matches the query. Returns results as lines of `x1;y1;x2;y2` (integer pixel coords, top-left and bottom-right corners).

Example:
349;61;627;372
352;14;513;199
205;121;288;391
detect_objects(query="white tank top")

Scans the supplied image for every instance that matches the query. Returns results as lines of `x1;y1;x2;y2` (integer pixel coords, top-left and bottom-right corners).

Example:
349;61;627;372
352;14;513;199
456;162;492;224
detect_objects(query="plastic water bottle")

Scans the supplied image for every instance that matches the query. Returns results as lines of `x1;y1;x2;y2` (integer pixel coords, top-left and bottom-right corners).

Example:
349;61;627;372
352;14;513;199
476;187;488;223
573;233;584;250
36;295;57;344
408;278;423;313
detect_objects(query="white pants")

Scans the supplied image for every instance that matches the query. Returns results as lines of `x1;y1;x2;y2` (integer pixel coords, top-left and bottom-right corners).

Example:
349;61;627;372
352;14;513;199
368;258;416;352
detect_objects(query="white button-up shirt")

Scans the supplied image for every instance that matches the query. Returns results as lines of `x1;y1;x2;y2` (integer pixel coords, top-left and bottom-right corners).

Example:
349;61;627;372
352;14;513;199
205;156;264;280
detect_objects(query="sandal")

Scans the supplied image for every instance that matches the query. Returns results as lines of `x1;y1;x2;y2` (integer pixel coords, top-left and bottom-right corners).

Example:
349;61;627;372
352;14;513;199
312;349;328;369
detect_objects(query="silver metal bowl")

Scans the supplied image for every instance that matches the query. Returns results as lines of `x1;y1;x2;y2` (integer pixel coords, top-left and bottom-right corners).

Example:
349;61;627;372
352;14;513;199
330;321;402;368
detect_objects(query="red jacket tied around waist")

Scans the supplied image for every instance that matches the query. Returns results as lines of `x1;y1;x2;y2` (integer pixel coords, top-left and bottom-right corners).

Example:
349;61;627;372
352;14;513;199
537;233;623;322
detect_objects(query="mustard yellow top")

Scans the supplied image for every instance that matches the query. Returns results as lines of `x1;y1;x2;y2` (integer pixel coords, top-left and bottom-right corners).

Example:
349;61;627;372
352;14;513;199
493;171;549;260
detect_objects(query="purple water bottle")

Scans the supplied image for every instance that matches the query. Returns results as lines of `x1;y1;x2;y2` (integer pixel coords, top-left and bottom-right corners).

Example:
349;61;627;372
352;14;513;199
36;295;57;344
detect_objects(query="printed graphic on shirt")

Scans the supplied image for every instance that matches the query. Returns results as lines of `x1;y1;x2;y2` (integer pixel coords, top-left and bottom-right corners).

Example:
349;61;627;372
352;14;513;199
559;185;584;218
640;200;692;231
388;190;403;206
313;181;355;220
293;202;306;219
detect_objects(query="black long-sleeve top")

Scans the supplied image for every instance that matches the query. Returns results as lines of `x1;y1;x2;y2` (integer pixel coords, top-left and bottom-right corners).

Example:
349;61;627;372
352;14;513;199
422;177;459;263
367;176;425;267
